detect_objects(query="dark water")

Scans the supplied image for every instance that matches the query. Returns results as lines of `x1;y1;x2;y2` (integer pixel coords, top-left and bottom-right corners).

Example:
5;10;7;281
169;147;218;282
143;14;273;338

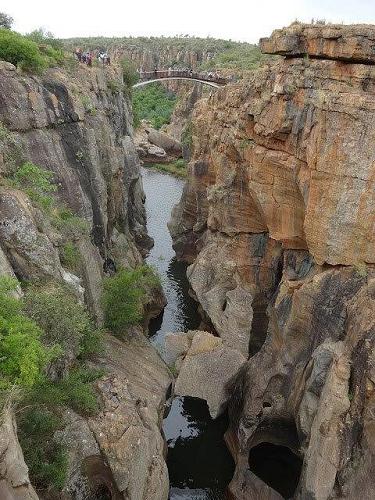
142;167;234;499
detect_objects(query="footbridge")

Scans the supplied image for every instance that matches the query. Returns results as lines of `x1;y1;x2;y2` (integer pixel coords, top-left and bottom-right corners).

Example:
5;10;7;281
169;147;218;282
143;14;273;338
133;70;227;88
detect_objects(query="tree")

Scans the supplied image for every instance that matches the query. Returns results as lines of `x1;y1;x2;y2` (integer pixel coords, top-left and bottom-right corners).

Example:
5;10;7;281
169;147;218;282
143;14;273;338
0;12;13;30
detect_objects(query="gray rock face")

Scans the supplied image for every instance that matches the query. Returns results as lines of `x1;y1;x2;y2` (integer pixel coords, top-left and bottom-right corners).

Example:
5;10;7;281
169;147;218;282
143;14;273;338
88;332;171;500
170;331;245;418
0;63;150;308
0;409;39;500
52;330;172;500
0;62;169;499
146;128;182;157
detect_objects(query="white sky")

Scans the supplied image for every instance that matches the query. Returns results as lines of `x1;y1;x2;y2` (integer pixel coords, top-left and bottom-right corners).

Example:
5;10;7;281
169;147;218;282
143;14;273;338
2;0;374;43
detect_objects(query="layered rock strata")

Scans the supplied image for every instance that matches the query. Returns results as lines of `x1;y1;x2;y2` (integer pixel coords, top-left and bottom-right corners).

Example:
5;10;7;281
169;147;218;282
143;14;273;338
0;61;170;499
170;23;375;499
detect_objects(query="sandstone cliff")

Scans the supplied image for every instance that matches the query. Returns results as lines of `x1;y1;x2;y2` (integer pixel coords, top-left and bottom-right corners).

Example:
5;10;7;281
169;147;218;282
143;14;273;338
0;61;170;499
170;23;375;499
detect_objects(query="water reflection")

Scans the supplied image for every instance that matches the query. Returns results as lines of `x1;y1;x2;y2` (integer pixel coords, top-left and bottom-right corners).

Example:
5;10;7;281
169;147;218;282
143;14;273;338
164;397;234;498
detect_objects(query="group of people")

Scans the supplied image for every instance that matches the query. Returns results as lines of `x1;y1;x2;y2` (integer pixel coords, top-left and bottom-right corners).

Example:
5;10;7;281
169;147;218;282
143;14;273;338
74;48;111;67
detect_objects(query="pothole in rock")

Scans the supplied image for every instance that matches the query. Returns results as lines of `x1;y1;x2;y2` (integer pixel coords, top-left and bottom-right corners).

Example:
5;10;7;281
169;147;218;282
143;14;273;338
248;442;302;499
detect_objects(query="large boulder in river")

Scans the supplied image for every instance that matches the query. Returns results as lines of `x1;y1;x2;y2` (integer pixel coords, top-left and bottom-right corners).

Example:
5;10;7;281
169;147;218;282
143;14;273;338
146;127;182;157
169;331;245;418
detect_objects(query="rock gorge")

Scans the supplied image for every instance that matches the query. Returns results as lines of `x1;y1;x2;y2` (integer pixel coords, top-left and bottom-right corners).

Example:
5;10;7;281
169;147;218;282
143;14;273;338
170;23;375;499
0;61;171;499
1;21;375;500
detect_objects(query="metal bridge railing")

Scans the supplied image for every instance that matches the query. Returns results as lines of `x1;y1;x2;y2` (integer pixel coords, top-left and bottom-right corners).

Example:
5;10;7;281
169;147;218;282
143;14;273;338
138;70;227;85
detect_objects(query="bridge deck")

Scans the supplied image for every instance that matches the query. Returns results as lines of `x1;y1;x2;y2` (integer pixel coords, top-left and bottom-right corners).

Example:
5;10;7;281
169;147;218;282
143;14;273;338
133;70;227;88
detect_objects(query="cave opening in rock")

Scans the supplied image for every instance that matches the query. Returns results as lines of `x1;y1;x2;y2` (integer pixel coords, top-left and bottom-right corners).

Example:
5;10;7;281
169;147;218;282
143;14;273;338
248;442;302;499
94;484;112;500
248;294;269;357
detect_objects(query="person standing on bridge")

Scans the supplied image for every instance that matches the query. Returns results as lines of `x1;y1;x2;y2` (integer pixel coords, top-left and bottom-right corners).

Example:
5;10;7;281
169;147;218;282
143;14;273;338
154;66;158;77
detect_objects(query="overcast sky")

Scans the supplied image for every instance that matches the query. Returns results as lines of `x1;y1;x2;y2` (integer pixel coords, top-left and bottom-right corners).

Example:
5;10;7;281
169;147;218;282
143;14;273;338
2;0;374;43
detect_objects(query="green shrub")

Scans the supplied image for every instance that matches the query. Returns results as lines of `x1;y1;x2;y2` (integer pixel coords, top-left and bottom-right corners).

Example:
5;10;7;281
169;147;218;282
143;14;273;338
24;284;102;358
18;407;68;490
145;159;187;178
0;28;47;72
102;265;160;335
0;277;55;391
80;95;97;115
28;367;101;416
199;44;268;71
121;57;139;88
132;83;177;129
107;79;121;93
10;162;90;238
26;28;63;51
182;120;193;145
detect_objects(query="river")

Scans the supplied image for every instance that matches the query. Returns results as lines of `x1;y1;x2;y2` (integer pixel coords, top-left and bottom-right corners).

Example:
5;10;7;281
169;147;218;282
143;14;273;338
142;167;234;500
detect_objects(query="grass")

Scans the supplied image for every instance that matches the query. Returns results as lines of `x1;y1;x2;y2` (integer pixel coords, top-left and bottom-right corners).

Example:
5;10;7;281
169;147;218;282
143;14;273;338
144;159;187;178
18;407;68;490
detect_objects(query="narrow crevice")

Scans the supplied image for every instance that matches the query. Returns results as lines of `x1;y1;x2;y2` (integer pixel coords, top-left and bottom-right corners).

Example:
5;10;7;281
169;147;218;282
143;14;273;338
248;293;269;357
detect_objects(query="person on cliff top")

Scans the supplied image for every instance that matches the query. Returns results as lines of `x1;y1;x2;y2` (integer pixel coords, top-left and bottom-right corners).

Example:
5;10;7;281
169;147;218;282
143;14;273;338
74;48;82;62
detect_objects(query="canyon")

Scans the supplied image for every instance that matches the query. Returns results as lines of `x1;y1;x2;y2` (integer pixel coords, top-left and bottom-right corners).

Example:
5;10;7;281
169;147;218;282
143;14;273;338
0;20;375;500
169;22;375;500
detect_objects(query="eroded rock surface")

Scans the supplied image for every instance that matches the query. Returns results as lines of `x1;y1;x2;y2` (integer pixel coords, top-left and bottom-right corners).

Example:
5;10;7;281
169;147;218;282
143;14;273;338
0;62;169;499
0;409;38;500
170;23;375;499
167;331;244;418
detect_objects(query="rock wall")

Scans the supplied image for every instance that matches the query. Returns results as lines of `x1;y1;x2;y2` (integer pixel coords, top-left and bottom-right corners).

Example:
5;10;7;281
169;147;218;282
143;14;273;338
170;23;375;499
0;61;171;499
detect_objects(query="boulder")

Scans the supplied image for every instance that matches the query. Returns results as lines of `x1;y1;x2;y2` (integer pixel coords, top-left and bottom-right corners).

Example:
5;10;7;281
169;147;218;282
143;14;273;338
146;128;182;156
173;331;245;418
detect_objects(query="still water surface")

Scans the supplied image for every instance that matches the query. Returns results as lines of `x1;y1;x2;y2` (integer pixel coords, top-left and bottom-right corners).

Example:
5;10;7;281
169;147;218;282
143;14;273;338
142;167;234;499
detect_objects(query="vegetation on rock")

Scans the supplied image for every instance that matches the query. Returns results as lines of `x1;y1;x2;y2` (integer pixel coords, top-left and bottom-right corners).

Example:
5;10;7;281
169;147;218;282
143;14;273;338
18;407;68;490
121;57;139;89
144;159;187;178
24;283;103;359
0;276;102;490
0;277;55;392
133;83;177;129
0;27;64;72
102;265;161;335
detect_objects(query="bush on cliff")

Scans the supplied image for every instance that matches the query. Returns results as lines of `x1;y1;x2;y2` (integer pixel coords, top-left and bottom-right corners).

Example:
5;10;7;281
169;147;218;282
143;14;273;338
11;161;57;209
132;83;177;129
0;277;56;394
0;29;47;72
24;284;103;359
0;28;64;72
18;407;68;490
102;265;160;335
121;57;139;88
